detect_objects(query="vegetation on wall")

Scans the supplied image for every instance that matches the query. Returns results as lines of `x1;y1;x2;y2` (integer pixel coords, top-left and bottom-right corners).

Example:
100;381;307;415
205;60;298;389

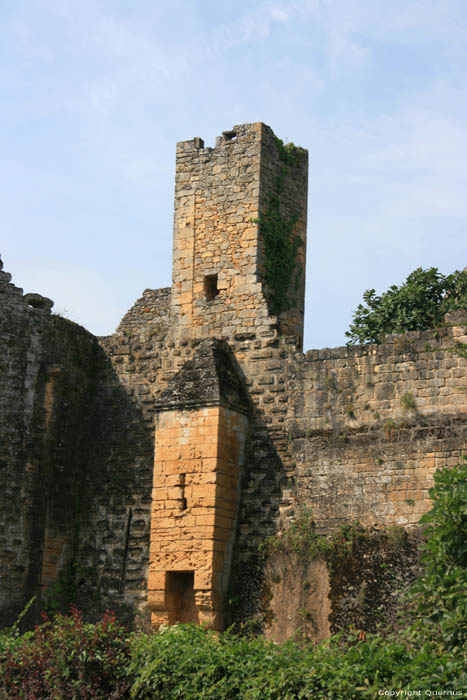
260;511;421;636
255;138;306;316
346;267;467;345
1;459;465;698
408;457;467;649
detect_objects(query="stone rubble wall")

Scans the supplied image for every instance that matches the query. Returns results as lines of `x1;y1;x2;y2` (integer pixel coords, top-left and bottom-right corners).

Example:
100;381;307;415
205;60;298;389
287;324;467;531
260;527;423;643
116;288;171;336
171;123;267;341
0;262;96;626
72;288;172;621
258;128;308;341
226;320;466;629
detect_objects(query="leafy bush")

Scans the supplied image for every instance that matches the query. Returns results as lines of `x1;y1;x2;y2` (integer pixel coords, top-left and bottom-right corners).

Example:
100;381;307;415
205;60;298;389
129;624;311;699
346;267;467;345
0;606;130;699
127;624;465;699
406;457;467;649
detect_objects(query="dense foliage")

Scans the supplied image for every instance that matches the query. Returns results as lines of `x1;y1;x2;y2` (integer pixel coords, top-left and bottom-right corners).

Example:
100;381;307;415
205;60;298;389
127;624;464;699
407;457;467;650
0;607;129;699
1;459;466;698
346;267;467;345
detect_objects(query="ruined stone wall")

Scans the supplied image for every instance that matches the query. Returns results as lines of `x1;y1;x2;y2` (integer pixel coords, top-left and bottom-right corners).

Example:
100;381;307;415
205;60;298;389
72;288;172;622
3;121;466;640
171;124;264;340
150;123;309;592
227;323;467;631
117;288;171;336
229;336;295;549
261;527;423;643
257;130;308;341
5;115;309;622
0;263;96;626
287;323;467;531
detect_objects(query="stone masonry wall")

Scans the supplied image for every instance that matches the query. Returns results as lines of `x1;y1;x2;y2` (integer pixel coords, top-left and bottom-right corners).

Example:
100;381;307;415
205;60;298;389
287;323;467;531
2;120;466;639
72;288;172;622
0;260;96;626
258;127;308;341
166;123;309;573
227;323;466;633
117;288;171;336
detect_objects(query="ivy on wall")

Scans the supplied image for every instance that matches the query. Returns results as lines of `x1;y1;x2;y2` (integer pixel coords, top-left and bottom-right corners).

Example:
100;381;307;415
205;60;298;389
256;137;306;317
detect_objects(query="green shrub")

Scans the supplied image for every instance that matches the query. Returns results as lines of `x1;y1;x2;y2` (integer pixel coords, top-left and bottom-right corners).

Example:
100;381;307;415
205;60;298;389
126;624;464;699
406;457;467;649
0;606;130;699
129;624;314;699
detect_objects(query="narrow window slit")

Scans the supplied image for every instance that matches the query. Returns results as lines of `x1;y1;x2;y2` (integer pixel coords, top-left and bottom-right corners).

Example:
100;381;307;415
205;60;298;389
120;507;133;592
180;474;187;511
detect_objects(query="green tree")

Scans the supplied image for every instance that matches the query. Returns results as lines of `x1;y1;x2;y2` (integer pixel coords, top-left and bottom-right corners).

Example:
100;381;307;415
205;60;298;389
346;267;467;345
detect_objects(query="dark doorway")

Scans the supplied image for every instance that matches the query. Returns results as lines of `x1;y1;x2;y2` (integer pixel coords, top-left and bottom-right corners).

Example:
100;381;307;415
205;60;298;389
166;571;199;624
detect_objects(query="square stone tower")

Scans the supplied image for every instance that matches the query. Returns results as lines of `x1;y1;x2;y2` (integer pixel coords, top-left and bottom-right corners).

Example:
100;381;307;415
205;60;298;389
148;124;308;631
170;122;308;348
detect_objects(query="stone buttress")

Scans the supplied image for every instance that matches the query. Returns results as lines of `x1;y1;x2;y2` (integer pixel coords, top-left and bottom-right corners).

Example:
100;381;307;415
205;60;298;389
148;341;250;630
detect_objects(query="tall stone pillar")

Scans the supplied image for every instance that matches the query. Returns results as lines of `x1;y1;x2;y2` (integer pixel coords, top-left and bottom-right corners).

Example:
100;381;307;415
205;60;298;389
147;341;249;630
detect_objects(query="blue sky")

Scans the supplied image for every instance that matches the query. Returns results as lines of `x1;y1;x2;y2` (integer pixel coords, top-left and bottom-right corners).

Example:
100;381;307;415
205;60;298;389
1;0;466;349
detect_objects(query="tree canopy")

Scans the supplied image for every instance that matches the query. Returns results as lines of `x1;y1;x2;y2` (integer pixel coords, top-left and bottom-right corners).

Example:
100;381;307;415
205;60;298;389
346;267;467;345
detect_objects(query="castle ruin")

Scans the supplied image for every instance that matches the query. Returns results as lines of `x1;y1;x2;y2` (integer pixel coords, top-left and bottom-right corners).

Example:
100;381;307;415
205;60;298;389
1;123;466;635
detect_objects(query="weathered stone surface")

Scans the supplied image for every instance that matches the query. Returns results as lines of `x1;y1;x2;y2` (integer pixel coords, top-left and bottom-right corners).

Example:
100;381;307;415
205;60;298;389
287;328;467;530
170;123;307;346
148;405;248;630
154;339;250;414
0;262;96;626
444;309;467;325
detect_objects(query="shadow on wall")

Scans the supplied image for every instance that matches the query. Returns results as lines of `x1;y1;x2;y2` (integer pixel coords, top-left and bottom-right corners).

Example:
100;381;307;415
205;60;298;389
0;304;97;629
71;342;156;628
225;408;291;631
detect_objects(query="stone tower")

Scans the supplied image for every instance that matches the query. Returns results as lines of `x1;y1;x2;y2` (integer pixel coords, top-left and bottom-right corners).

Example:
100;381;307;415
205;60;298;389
147;123;308;630
170;122;308;348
